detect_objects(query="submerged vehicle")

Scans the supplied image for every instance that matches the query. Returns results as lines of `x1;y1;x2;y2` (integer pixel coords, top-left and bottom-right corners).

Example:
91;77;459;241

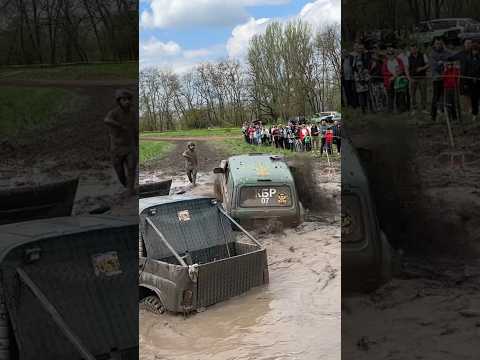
213;154;304;227
342;139;393;292
0;178;78;225
0;215;138;359
138;195;269;314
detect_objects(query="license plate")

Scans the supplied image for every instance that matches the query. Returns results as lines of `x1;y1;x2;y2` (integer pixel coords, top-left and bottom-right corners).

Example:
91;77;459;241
240;186;292;207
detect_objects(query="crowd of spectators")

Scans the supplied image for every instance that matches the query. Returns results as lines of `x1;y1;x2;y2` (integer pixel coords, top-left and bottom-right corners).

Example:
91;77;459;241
342;37;480;122
241;119;342;155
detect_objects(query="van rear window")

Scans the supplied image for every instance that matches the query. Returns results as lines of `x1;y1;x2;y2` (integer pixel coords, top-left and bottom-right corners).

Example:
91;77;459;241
239;186;292;207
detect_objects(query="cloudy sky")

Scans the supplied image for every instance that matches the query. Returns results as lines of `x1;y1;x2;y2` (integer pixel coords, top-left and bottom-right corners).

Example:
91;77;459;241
140;0;340;72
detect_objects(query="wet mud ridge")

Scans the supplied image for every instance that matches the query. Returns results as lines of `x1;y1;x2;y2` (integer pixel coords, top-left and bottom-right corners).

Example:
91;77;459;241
0;79;137;215
345;119;480;360
140;157;341;360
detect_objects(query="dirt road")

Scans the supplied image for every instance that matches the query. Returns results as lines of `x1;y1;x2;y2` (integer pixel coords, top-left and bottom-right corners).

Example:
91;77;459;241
0;79;137;215
140;143;341;360
141;135;241;142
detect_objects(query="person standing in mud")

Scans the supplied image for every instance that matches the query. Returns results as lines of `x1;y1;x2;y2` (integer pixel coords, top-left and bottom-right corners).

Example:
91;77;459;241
182;142;198;186
104;89;138;196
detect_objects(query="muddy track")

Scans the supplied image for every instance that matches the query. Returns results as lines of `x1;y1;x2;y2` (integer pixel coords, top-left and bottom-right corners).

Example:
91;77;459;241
1;80;137;214
141;140;226;177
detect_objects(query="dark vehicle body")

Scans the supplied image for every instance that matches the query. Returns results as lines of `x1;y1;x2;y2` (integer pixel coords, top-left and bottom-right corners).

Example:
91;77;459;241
213;154;304;227
0;215;138;360
138;196;269;314
342;139;393;292
0;178;78;225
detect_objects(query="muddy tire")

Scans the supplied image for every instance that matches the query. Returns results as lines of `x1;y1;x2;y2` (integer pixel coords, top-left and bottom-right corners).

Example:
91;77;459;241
140;295;165;315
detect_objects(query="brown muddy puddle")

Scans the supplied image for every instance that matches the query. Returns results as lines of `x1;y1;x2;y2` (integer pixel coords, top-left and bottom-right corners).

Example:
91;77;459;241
139;165;341;360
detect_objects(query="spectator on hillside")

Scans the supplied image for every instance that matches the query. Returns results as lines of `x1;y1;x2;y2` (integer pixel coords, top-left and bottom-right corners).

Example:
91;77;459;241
369;50;386;112
430;38;452;122
342;49;356;108
311;122;320;151
449;39;473;114
442;61;460;122
382;46;406;112
333;120;342;153
465;42;480;121
409;42;430;114
354;61;371;114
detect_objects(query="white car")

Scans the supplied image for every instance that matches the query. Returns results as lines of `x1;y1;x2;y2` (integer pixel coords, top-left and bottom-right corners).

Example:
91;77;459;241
415;18;480;45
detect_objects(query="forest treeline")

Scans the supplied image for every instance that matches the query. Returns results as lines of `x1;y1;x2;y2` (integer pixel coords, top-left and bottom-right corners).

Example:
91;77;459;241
0;0;138;65
343;0;480;40
140;21;340;131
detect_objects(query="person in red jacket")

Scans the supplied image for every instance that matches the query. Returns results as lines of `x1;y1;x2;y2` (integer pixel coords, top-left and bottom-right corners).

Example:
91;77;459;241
382;47;406;112
325;129;334;155
443;61;460;121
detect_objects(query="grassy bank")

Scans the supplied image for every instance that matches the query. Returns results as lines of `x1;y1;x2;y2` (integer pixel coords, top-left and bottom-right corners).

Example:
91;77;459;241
140;141;174;165
0;87;80;137
0;62;138;80
141;127;241;138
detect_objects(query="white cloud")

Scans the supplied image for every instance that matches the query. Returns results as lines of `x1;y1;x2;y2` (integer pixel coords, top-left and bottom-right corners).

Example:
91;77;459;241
140;0;291;29
227;17;271;59
140;37;226;73
141;0;247;29
141;38;182;57
226;0;339;59
298;0;340;28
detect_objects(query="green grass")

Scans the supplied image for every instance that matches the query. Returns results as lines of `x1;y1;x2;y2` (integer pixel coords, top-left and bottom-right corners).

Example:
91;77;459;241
141;127;241;138
0;62;138;80
0;87;80;137
140;141;174;165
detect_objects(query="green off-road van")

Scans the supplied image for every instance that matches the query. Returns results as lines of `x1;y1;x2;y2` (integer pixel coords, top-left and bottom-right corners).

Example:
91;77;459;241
213;154;304;227
342;139;394;292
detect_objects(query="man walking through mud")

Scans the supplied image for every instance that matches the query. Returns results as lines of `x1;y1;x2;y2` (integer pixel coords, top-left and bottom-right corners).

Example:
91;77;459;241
104;89;138;196
182;142;198;186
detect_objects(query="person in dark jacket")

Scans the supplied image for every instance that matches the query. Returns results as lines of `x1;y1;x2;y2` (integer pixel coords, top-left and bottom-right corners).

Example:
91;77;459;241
332;120;342;153
104;89;138;196
449;39;473;114
465;42;480;121
430;38;452;122
409;43;430;113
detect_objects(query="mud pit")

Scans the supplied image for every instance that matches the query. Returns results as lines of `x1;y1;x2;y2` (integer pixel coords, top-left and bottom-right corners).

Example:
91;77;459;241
343;118;480;359
0;80;137;216
140;143;341;360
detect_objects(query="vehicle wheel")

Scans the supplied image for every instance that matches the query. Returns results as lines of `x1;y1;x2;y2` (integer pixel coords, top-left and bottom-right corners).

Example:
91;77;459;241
140;295;165;315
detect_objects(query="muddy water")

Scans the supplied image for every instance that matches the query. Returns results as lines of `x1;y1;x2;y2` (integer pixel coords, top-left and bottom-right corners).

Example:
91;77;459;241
140;222;340;360
139;163;341;360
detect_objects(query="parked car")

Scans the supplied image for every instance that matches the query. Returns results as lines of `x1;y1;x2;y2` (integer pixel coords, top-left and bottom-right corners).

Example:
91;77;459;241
0;215;138;359
342;138;393;292
414;18;480;45
213;154;304;227
138;195;269;314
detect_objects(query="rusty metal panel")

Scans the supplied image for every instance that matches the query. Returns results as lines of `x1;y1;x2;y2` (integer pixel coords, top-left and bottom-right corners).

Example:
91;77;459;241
196;247;268;308
1;223;138;359
141;198;235;260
